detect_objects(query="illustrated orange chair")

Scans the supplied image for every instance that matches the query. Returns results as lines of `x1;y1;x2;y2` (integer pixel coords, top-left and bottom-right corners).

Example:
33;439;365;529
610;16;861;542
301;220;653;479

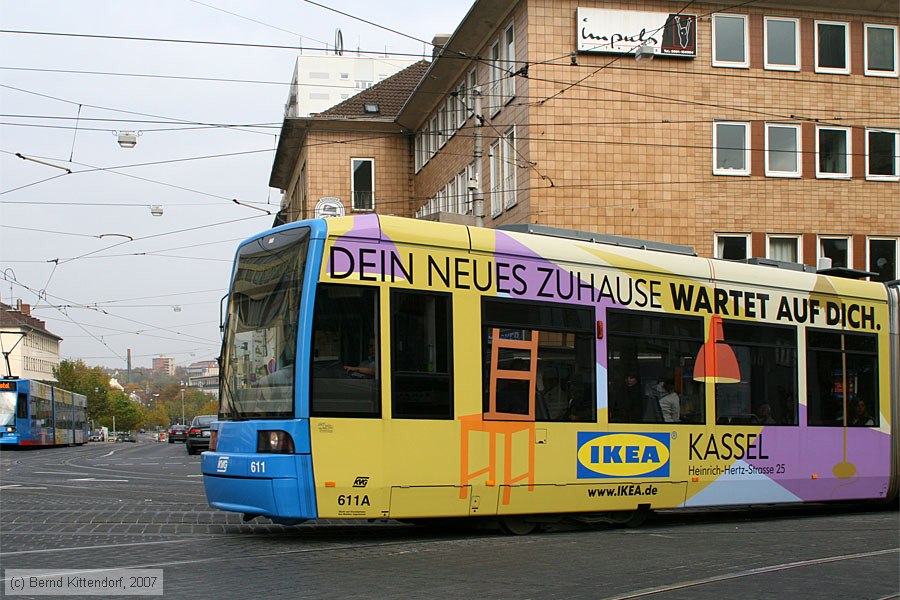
459;328;538;505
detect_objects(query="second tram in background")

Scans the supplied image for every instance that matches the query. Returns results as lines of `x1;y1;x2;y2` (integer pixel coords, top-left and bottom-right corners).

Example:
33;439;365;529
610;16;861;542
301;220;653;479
0;378;89;447
202;215;899;534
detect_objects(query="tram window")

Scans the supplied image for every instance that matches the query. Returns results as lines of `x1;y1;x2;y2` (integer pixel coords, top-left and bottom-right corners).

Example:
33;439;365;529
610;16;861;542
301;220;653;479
17;393;28;418
391;290;453;419
310;283;380;417
482;298;596;422
807;329;879;427
607;309;705;425
715;321;798;425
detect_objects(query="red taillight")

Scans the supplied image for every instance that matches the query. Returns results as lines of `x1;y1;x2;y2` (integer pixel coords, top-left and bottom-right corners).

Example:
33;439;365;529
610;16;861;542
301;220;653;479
257;430;295;454
209;430;218;451
188;428;201;435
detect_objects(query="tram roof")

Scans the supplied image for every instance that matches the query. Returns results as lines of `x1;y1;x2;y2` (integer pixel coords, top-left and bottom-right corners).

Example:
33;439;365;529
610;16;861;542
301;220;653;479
317;215;889;303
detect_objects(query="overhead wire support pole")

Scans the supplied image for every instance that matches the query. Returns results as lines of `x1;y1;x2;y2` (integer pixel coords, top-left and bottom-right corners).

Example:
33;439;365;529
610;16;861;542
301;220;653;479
472;87;484;228
1;332;26;377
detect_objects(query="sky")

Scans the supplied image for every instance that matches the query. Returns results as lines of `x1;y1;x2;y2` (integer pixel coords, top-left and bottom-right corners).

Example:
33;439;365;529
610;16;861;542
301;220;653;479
0;0;473;371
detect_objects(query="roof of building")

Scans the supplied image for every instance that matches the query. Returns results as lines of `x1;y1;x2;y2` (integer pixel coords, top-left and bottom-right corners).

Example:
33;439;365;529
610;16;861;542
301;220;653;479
316;60;431;120
0;301;62;340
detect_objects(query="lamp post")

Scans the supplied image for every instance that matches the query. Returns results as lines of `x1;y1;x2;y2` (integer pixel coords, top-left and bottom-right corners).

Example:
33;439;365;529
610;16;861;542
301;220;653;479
180;388;185;425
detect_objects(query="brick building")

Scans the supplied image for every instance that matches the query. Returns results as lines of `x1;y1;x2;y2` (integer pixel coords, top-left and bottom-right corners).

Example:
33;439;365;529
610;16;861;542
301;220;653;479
270;0;899;279
151;356;175;376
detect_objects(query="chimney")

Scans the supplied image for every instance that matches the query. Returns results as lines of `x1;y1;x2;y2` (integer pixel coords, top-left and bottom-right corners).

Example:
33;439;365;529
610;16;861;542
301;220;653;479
432;35;451;60
16;300;30;315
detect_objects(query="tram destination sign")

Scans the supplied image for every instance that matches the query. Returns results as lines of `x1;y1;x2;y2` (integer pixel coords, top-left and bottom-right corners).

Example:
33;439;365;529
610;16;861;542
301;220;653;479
577;7;697;58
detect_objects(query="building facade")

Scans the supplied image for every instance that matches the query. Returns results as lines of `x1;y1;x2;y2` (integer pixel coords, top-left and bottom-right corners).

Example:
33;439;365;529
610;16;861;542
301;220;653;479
0;300;61;382
271;0;899;279
151;356;175;376
285;54;417;117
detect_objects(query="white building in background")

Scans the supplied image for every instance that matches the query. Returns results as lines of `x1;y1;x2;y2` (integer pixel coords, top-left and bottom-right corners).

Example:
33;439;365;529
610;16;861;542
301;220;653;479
0;300;61;382
187;360;219;399
284;54;416;117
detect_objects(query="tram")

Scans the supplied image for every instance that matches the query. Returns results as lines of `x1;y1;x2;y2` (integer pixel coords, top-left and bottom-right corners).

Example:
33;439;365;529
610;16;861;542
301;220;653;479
0;378;89;447
201;215;899;533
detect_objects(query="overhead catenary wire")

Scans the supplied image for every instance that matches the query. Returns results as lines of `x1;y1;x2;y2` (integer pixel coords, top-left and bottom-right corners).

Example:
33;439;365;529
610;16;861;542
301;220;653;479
3;2;896;366
5;277;220;346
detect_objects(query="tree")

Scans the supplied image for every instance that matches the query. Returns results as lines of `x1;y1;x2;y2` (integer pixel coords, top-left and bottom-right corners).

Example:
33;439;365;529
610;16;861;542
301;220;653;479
141;403;169;429
55;360;112;426
109;391;142;431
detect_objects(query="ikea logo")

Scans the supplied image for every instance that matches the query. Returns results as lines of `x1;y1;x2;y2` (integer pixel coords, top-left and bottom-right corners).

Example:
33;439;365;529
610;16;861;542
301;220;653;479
577;432;670;479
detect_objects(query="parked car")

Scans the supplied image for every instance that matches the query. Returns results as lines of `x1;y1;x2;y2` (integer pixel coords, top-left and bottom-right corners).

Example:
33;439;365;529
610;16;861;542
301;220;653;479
186;415;216;455
167;424;188;443
115;431;137;443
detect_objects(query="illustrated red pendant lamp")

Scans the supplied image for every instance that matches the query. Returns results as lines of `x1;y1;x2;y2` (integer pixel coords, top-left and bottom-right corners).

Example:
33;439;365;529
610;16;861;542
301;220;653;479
693;314;741;383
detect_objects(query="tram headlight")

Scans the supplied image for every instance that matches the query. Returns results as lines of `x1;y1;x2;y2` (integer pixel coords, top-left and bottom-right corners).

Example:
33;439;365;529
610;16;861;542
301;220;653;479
257;430;295;454
5;426;14;433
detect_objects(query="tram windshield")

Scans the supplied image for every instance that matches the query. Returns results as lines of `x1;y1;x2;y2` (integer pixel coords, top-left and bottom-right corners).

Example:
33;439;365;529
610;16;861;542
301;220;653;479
220;227;309;420
0;390;15;426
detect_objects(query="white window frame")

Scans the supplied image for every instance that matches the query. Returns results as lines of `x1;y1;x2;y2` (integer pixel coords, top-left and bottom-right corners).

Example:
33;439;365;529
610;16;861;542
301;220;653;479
446;96;456;140
423;121;432;163
489;139;502;216
457;82;468;128
864;24;898;77
502;127;517;209
712;14;749;68
502;21;516;103
447;178;457;214
765;123;801;177
818;235;852;269
865;129;900;181
438;104;447;148
815;20;850;75
764;17;800;71
350;158;375;212
466;161;476;215
867;236;899;281
713;121;751;176
816;126;851;179
489;41;502;117
455;171;466;214
429;116;438;158
714;233;750;260
766;234;803;264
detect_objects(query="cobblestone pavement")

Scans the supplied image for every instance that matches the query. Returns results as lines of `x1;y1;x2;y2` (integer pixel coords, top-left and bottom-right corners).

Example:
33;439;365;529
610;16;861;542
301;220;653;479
1;441;898;600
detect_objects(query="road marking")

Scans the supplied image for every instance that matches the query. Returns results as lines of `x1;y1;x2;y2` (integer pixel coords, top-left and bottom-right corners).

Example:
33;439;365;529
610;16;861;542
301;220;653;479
67;478;129;483
0;538;209;557
603;548;900;599
34;471;93;475
100;450;115;458
0;484;48;490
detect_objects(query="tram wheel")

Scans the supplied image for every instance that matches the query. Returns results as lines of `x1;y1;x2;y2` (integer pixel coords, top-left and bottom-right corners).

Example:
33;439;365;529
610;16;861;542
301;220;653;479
499;516;538;535
607;507;649;528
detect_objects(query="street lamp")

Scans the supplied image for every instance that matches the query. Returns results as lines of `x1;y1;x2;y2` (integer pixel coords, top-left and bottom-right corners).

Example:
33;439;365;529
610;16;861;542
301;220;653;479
181;388;185;425
115;131;139;148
